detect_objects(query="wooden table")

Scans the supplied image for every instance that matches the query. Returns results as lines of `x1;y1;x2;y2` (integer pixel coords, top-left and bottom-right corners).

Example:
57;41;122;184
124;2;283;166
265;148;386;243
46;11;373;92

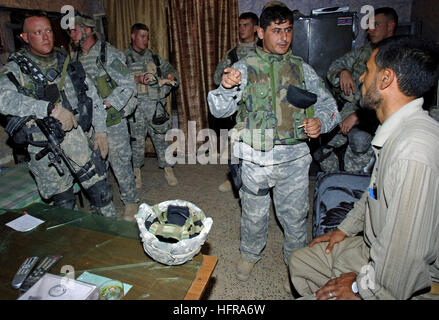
0;203;217;300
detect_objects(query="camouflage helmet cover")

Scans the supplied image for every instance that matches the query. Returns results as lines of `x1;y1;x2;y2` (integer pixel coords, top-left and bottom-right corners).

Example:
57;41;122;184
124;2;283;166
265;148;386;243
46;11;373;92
136;200;213;266
73;15;96;28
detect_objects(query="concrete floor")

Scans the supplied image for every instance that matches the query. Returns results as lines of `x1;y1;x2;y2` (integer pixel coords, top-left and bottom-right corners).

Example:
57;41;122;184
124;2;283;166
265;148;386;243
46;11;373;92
104;157;316;300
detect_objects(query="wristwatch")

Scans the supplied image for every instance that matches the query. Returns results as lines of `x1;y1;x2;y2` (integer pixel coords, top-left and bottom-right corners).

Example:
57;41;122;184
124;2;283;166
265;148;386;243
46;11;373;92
352;281;361;298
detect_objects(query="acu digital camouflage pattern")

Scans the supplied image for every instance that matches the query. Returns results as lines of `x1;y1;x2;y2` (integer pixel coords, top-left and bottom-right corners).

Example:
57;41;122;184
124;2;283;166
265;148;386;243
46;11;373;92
0;48;116;216
239;154;312;265
72;40;138;205
235;47;315;151
317;42;375;172
124;46;179;169
136;200;213;266
213;41;258;86
208;46;340;267
327;42;373;114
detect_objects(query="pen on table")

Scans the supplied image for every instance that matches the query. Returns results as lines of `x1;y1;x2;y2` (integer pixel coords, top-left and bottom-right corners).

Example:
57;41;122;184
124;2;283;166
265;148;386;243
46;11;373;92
46;217;83;230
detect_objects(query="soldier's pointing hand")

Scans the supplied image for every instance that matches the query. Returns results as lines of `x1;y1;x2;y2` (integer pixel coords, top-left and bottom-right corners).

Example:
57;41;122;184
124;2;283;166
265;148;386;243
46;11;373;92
221;67;241;89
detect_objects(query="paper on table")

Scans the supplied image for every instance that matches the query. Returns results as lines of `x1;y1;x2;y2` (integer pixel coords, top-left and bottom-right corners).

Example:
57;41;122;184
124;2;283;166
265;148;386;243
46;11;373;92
6;214;45;232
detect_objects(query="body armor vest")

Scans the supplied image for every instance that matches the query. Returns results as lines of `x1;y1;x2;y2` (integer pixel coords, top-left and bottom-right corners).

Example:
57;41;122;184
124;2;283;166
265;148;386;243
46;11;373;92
6;47;93;144
235;48;314;151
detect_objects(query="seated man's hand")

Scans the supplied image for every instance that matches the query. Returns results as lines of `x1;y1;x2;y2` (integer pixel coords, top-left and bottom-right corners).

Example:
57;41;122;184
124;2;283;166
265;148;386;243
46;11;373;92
221;67;241;89
93;132;109;159
309;228;347;254
339;112;358;135
303;118;322;139
339;70;356;96
51;103;78;132
315;272;360;300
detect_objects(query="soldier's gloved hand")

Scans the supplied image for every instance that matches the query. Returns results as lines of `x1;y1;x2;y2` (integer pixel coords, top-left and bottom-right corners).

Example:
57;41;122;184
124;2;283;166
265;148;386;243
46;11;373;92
51;104;78;131
93;132;109;159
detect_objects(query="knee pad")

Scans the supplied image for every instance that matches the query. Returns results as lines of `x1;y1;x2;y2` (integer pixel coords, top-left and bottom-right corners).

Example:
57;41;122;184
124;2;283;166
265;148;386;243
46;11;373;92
85;179;112;208
348;128;372;154
52;186;76;210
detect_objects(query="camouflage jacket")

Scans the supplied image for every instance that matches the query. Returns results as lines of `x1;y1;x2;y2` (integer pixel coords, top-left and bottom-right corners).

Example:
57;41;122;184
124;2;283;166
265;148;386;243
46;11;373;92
71;40;136;115
327;42;373;118
124;46;179;103
213;40;258;86
0;47;106;133
208;47;340;165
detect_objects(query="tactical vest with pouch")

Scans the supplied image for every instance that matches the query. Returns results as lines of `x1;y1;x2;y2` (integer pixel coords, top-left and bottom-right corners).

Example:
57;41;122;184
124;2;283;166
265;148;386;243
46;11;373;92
5;48;93;145
235;48;315;151
94;41;121;127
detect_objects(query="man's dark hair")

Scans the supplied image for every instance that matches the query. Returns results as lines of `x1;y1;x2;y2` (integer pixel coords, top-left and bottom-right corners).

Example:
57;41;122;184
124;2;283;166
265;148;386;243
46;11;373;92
375;7;398;27
375;36;439;98
259;5;293;30
131;23;149;35
239;12;259;26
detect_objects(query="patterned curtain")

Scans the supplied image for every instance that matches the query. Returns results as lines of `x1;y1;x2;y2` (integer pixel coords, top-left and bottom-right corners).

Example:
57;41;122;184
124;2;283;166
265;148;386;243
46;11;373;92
103;0;168;60
103;0;169;154
167;0;239;145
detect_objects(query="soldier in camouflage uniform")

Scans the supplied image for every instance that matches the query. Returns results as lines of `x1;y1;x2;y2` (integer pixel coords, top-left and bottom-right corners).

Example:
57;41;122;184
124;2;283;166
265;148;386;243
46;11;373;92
0;13;116;217
124;23;179;187
214;12;259;192
68;14;139;221
208;6;340;282
315;8;398;172
213;12;259;86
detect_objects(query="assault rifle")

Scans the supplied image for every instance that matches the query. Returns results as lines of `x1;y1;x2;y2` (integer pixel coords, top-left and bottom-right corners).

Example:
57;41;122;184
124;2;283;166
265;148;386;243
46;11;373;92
34;116;75;178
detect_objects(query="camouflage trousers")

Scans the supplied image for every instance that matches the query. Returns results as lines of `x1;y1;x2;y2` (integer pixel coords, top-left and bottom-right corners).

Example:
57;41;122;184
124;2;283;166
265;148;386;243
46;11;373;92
239;154;312;266
129;99;171;169
106;119;138;204
316;127;374;173
28;126;116;217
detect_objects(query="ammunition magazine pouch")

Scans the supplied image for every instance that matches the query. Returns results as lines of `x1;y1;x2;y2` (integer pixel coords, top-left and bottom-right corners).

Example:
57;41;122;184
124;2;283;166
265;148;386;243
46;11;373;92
73;147;106;184
105;106;122;127
61;56;94;132
96;73;117;99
